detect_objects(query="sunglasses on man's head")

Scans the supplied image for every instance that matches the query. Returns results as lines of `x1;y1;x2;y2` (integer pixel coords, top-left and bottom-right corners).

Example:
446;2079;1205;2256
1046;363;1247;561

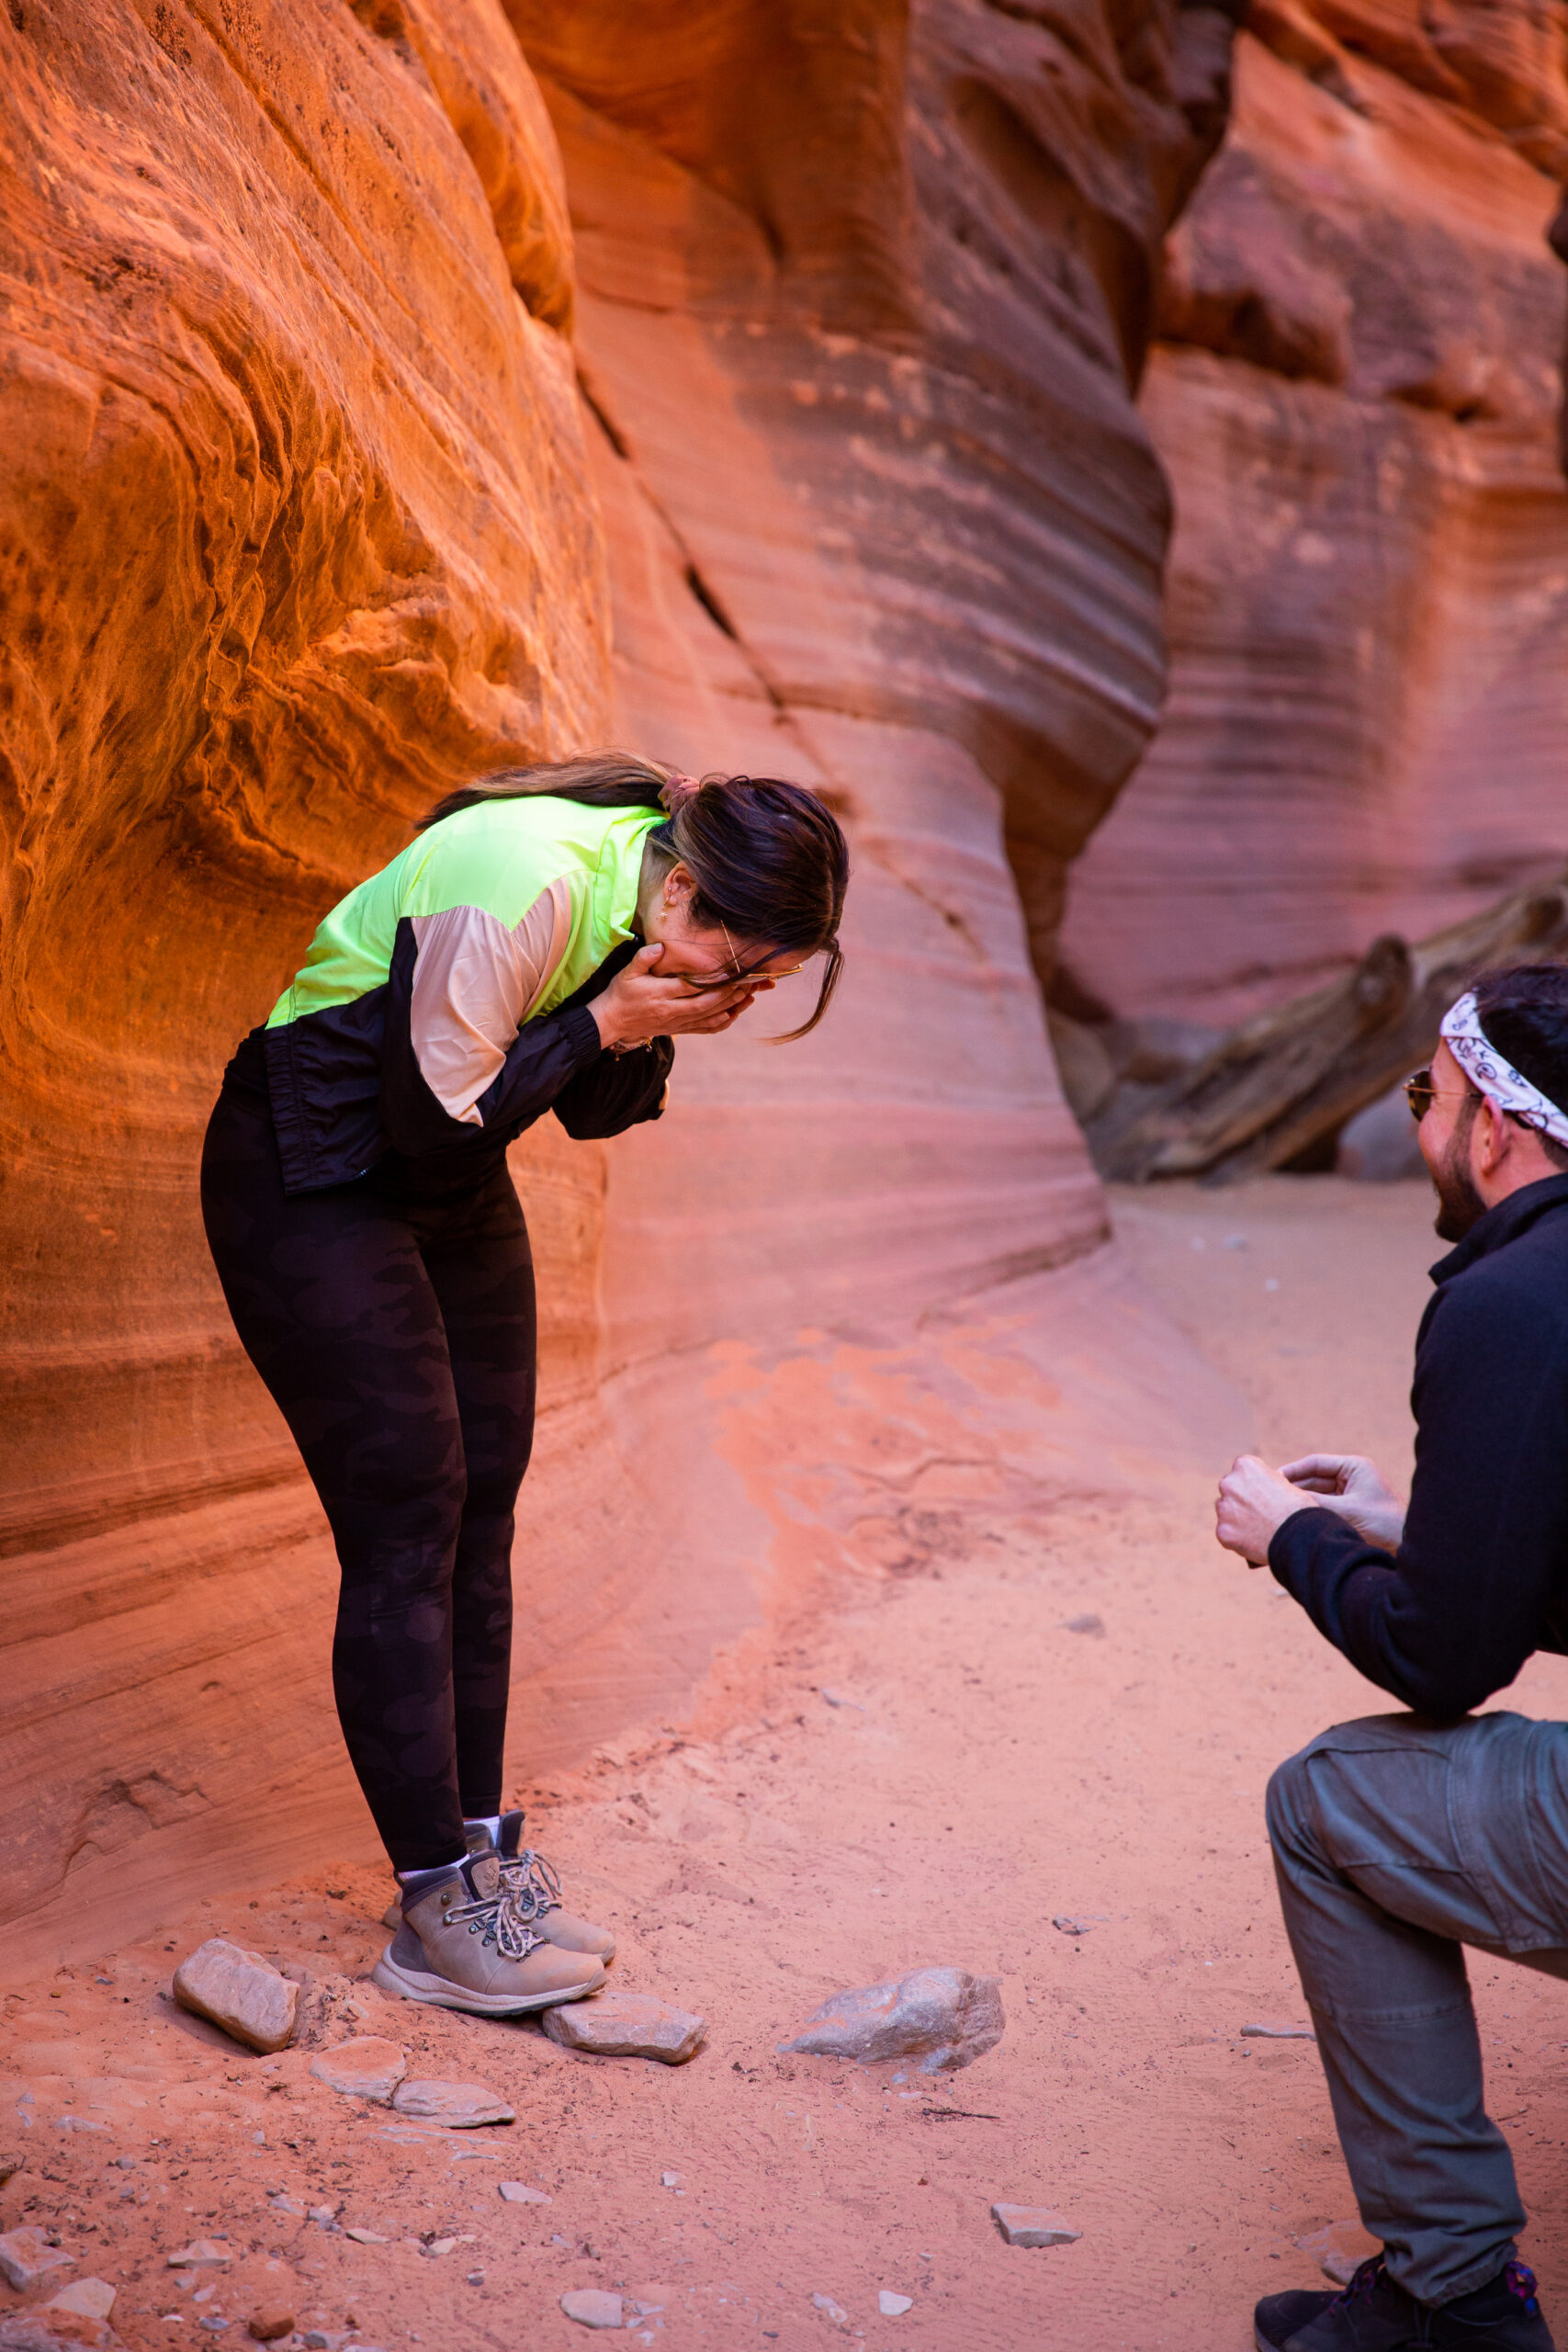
1404;1068;1485;1122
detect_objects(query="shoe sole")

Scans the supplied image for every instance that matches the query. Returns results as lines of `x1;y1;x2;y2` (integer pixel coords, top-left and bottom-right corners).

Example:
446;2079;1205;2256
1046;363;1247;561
371;1945;606;2017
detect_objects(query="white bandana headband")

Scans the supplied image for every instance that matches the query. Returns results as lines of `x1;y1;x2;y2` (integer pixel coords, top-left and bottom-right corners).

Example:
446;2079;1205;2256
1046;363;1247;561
1438;990;1568;1148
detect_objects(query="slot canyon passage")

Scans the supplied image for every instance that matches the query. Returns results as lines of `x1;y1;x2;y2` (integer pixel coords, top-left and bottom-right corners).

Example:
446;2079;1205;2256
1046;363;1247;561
3;3;1568;2350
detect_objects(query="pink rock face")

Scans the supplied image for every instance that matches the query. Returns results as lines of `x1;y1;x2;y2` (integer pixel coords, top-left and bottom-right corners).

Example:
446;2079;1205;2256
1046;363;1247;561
1061;1;1568;1027
0;1;1250;1972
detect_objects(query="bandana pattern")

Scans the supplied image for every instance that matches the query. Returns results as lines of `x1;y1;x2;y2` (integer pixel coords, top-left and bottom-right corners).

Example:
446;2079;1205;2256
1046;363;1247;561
1439;989;1568;1148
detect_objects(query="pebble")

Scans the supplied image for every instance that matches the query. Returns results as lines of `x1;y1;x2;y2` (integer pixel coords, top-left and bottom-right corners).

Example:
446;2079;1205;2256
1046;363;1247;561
1051;1915;1107;1937
390;2079;513;2128
1063;1613;1106;1637
559;2290;624;2330
1241;2021;1315;2041
779;1966;1004;2074
173;1940;299;2054
991;2203;1081;2248
498;2182;551;2204
266;2196;306;2217
542;1992;705;2065
307;2207;338;2230
47;2281;116;2320
1295;2220;1381;2286
245;2312;295;2343
343;2229;388;2245
812;2294;848;2325
310;2038;408;2102
167;2242;233;2270
878;2293;913;2317
0;2227;73;2290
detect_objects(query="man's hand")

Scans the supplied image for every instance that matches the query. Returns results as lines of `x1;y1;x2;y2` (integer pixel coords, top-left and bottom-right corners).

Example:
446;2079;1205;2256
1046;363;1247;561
591;943;773;1049
1276;1453;1404;1553
1215;1453;1317;1566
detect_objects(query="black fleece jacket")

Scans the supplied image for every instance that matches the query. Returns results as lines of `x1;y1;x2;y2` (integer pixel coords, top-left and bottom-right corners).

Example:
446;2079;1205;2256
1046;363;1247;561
1269;1173;1568;1718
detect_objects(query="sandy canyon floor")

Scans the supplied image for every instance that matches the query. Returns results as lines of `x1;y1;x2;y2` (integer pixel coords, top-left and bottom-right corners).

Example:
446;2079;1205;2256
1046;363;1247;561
8;1175;1568;2352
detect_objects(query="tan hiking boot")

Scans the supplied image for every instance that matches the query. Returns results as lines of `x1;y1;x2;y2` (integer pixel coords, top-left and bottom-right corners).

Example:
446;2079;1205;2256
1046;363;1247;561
372;1851;604;2016
463;1812;615;1962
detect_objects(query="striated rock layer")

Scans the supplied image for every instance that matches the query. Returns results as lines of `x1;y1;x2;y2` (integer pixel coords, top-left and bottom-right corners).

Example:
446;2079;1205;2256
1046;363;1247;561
0;0;1244;1972
1061;0;1568;1027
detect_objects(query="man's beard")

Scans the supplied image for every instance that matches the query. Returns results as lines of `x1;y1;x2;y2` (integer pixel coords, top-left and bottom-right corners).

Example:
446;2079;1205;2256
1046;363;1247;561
1431;1107;1487;1241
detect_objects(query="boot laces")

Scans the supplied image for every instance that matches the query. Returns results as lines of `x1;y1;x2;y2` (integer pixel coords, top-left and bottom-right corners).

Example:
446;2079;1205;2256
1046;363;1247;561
443;1881;544;1962
1332;2255;1389;2311
498;1847;562;1924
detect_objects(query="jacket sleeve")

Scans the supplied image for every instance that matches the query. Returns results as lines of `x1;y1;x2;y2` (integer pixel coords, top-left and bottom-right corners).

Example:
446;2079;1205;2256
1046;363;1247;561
1269;1273;1568;1717
552;1035;673;1138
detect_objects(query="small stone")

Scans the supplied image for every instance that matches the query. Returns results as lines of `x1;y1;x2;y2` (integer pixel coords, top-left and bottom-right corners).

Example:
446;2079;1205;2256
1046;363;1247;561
1241;2021;1315;2041
497;2182;550;2204
423;2239;458;2258
812;2294;848;2325
173;1939;298;2054
1062;1613;1106;1637
542;1993;705;2066
310;2039;407;2103
0;2228;75;2290
559;2290;623;2330
779;1966;1004;2074
47;2281;116;2320
344;2228;388;2245
465;2271;484;2286
991;2203;1080;2248
266;2195;305;2217
1051;1916;1107;1937
877;2293;912;2317
307;2207;337;2229
390;2079;513;2128
660;2172;680;2190
246;2312;295;2344
304;2335;331;2350
167;2242;232;2270
113;2157;137;2173
0;2157;21;2187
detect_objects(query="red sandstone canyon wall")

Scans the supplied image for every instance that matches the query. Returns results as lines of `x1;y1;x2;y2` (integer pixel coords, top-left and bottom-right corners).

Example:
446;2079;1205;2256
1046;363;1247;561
0;0;1246;1972
1060;0;1568;1028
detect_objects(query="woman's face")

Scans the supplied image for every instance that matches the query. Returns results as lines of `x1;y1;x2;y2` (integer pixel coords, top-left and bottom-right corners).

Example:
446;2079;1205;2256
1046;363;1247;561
637;855;807;985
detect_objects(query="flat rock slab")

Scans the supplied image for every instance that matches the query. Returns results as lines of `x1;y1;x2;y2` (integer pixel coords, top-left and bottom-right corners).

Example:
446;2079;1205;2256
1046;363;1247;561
498;2181;551;2203
173;1939;298;2054
878;2293;913;2317
46;2285;115;2321
992;2204;1080;2249
391;2078;514;2128
542;1992;705;2065
310;2037;408;2101
1241;2021;1315;2041
1296;2220;1381;2287
0;2314;119;2351
779;1966;1004;2074
166;2242;232;2269
560;2290;624;2329
0;2228;74;2290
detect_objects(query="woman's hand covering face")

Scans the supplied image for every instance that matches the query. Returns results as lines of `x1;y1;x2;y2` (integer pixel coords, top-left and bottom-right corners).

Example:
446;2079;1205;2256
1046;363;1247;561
590;941;774;1050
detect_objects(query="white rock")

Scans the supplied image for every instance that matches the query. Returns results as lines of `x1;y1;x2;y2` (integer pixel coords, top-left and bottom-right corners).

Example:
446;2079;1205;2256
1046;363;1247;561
812;2293;849;2325
47;2280;115;2319
390;2078;513;2128
344;2227;389;2245
0;2227;73;2290
166;2241;232;2268
660;2172;680;2189
310;2038;408;2101
173;1939;298;2054
780;1967;1004;2074
559;2289;624;2330
1240;2021;1315;2041
991;2203;1080;2249
878;2292;913;2316
498;2182;551;2204
542;1992;705;2065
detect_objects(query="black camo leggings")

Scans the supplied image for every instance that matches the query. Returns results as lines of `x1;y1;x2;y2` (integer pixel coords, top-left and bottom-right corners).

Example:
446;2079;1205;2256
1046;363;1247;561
201;1064;534;1872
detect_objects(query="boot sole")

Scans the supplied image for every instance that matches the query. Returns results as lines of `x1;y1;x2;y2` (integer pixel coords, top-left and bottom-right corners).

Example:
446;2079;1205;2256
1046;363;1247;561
371;1945;605;2017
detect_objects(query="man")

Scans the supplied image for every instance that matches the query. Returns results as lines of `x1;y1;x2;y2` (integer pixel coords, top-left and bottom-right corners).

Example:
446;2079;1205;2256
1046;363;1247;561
1215;964;1568;2352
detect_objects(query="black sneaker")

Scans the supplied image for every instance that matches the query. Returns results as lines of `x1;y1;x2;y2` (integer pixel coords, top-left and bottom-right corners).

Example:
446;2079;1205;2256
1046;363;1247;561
1256;2257;1554;2352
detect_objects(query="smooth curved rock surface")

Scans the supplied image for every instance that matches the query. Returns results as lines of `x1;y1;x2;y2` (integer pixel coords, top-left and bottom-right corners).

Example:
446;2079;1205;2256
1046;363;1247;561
0;0;1249;1974
1062;1;1568;1025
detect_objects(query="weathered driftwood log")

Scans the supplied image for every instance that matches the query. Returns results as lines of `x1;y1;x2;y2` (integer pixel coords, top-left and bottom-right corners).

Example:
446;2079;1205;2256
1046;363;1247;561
1088;872;1568;1184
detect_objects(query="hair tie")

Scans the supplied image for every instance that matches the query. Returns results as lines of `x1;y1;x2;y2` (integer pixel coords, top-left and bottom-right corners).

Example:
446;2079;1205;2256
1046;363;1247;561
659;771;700;815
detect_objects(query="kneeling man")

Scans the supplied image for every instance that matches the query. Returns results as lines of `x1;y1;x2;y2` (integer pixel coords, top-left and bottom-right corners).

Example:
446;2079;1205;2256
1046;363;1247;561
1217;965;1568;2352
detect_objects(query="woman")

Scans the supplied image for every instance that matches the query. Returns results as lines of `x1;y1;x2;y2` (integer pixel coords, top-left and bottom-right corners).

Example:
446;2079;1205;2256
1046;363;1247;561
202;754;848;2018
